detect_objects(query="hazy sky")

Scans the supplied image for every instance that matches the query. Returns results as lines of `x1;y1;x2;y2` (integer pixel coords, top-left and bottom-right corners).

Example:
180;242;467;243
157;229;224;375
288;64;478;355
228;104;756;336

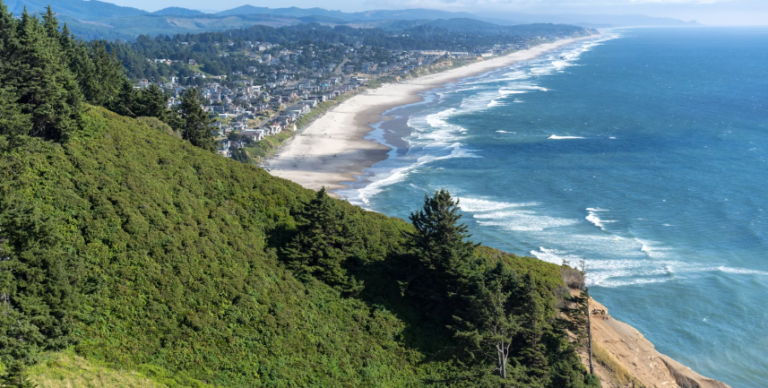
101;0;768;26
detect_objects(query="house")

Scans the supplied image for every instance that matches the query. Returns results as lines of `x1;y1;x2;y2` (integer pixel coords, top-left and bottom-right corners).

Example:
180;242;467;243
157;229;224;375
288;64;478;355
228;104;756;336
217;140;231;158
269;123;283;134
241;129;266;141
301;99;318;109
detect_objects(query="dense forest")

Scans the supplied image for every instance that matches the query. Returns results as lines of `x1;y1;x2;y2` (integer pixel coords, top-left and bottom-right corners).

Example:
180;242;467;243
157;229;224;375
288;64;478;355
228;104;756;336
0;2;597;387
101;21;592;81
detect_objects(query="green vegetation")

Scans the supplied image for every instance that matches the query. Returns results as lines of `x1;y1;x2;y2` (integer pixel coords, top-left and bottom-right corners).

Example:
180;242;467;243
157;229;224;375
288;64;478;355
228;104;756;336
0;2;219;152
27;350;213;388
282;188;364;295
178;88;217;152
0;104;599;386
1;2;600;387
239;131;293;164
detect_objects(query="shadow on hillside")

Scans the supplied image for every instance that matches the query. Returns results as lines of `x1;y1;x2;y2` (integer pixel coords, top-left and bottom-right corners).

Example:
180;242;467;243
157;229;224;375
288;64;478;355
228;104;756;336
354;257;460;364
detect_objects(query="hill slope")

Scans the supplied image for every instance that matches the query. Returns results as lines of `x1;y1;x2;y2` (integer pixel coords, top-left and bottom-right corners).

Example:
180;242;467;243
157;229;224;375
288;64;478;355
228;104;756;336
1;107;592;386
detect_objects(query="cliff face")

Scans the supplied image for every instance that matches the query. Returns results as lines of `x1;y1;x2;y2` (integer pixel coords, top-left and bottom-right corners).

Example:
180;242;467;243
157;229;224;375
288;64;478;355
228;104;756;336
584;298;731;388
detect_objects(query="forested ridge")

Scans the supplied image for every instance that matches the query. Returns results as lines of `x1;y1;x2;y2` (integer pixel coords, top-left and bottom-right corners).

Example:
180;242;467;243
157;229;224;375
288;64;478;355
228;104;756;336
0;2;597;387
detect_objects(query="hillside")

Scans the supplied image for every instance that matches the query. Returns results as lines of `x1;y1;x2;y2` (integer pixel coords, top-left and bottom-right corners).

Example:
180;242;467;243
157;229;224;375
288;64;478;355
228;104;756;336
0;105;596;386
152;7;205;17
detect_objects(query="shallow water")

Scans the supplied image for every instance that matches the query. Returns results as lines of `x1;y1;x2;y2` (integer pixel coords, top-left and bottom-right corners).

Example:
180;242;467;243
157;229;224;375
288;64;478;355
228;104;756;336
338;28;768;387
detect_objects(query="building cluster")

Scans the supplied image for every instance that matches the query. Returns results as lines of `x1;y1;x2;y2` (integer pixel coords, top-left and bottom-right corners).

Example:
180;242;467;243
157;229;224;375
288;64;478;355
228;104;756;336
137;39;533;160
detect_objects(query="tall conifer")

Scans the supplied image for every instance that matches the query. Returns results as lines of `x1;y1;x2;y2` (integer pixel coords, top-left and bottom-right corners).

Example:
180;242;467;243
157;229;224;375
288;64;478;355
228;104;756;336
282;188;363;294
178;87;217;152
515;273;549;383
0;1;29;137
402;190;478;314
452;263;523;381
10;8;81;140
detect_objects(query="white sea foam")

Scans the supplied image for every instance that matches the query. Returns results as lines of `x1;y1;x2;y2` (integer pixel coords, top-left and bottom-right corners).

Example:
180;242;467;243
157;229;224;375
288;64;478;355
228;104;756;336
488;99;507;108
475;210;580;232
531;247;583;265
498;89;527;96
457;197;537;212
549;135;586;140
716;266;768;276
408;108;469;146
352;145;480;206
495;130;515;134
585;208;614;231
636;238;672;259
513;99;524;103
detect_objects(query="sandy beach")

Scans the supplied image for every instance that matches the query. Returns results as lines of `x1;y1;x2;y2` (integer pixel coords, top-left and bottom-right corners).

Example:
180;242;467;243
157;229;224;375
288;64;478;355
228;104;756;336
267;35;598;192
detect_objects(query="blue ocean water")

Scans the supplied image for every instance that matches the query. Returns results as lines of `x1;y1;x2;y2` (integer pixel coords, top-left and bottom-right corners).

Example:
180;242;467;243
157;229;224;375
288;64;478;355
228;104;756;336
338;28;768;387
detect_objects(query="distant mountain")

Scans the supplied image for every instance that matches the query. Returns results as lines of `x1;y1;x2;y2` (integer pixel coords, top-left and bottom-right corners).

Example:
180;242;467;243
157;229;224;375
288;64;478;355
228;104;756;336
152;7;206;17
217;6;347;19
5;0;146;19
350;9;478;21
382;18;590;38
216;6;478;22
6;1;695;41
475;12;700;28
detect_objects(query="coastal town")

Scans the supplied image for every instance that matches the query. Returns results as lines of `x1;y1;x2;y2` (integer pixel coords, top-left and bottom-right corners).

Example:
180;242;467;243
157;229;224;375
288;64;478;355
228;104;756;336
133;39;533;161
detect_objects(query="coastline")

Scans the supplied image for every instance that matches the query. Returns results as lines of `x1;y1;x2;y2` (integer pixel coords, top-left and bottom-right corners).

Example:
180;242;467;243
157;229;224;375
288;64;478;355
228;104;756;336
266;35;599;192
265;33;736;388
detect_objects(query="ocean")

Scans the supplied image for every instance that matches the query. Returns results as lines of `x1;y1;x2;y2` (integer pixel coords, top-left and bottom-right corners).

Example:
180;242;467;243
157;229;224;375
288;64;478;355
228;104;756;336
337;28;768;387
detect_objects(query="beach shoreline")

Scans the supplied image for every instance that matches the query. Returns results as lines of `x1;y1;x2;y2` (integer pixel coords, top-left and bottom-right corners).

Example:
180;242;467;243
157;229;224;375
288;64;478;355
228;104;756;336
266;34;600;193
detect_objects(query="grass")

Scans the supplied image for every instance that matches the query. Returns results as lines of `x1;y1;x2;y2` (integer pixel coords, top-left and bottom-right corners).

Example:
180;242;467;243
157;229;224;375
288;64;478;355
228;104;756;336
593;342;644;387
28;351;168;388
27;350;217;388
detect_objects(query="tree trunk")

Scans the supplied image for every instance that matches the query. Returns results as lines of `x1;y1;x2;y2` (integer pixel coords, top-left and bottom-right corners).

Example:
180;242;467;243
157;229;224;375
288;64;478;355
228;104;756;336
500;353;507;379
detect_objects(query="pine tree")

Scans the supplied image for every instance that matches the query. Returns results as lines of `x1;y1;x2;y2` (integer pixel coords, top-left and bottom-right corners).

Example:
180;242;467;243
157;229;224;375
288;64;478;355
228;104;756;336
0;2;29;137
452;262;522;381
402;190;478;314
133;84;170;120
0;0;16;47
0;86;30;137
41;5;58;39
514;273;549;384
562;290;589;350
178;88;217;152
282;188;364;294
90;42;126;107
8;8;81;140
0;361;37;388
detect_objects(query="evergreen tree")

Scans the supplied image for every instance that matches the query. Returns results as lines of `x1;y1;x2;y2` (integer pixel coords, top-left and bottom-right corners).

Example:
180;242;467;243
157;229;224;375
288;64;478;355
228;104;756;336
90;42;126;107
0;86;30;137
282;188;364;294
41;5;58;40
402;190;478;315
7;8;81;140
561;289;590;350
452;262;523;381
0;0;16;47
0;361;37;388
133;84;170;120
514;273;550;384
178;87;217;152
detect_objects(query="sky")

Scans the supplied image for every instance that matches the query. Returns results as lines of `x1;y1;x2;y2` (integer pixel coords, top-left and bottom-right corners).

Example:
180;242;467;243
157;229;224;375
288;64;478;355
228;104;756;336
100;0;768;26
